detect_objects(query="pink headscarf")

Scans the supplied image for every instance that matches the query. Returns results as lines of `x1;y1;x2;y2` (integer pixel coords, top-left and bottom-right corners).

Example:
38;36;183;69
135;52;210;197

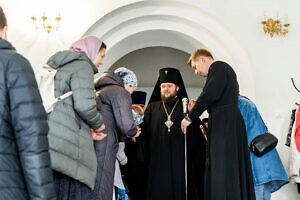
69;36;103;62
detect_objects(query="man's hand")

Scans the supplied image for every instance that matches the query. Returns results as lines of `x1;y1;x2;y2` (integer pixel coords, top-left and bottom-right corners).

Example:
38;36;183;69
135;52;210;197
188;99;196;112
133;126;141;138
181;118;192;134
91;124;107;141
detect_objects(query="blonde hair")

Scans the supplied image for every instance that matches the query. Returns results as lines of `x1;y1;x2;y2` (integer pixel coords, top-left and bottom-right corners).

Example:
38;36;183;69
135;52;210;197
188;49;213;66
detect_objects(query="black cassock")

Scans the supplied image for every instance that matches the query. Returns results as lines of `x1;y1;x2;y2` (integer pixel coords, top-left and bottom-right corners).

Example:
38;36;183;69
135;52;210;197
188;61;255;200
121;136;147;200
140;99;206;200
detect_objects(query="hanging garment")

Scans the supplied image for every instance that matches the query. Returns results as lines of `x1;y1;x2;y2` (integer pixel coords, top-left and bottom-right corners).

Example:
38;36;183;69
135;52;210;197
288;108;300;183
286;109;296;147
295;105;300;152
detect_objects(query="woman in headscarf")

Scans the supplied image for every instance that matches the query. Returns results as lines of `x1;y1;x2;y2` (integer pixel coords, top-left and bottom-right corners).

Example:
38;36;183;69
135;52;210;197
46;36;107;200
93;67;141;200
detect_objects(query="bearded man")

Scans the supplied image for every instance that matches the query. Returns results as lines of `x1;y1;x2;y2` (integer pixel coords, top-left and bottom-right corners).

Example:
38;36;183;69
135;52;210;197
140;68;206;200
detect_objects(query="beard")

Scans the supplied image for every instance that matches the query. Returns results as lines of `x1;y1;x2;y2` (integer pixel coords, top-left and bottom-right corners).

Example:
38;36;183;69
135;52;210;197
161;91;177;103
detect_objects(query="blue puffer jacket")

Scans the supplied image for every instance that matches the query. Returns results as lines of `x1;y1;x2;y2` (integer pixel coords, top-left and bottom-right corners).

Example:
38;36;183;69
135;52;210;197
238;96;289;193
0;39;56;200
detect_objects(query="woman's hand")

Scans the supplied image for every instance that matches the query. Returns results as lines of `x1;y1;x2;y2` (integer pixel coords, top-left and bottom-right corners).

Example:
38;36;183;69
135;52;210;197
132;104;144;116
91;124;107;141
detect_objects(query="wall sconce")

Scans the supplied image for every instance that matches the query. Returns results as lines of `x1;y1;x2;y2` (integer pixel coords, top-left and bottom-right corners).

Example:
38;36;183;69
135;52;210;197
31;14;62;34
261;17;290;37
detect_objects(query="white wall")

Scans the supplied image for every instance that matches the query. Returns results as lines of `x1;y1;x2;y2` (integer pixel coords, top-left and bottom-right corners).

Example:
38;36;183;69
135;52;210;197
1;0;300;199
0;0;139;74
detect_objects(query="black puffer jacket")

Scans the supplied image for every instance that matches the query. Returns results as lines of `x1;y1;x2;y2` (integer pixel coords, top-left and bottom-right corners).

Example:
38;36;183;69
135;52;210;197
0;39;56;200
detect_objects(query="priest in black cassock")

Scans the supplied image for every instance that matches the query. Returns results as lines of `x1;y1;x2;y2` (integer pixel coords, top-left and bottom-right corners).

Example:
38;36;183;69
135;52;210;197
181;49;255;200
140;68;206;200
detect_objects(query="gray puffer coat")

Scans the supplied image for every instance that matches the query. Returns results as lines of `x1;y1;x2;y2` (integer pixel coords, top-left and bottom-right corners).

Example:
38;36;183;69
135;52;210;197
0;39;56;200
92;72;137;200
47;50;102;189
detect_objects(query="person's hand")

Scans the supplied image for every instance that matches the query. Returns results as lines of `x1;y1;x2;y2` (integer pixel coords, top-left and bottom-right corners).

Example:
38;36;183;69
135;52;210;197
94;124;105;133
91;124;107;141
188;99;196;111
92;131;107;141
132;104;144;116
181;118;192;134
133;126;141;138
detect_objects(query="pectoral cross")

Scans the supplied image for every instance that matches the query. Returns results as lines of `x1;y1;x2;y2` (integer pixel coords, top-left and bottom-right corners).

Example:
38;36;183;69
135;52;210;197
165;116;173;132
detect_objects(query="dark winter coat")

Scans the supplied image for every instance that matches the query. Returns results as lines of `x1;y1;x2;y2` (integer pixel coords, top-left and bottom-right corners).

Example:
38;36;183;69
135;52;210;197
0;39;56;200
92;72;137;200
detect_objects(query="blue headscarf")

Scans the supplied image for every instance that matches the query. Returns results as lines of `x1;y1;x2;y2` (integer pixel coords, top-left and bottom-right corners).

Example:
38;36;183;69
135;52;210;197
114;67;138;89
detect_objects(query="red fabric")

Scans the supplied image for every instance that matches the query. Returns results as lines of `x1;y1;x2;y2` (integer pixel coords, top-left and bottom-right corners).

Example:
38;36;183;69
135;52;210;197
295;106;300;152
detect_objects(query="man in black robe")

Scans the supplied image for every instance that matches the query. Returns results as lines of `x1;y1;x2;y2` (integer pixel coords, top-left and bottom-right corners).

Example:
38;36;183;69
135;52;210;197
140;68;206;200
181;49;255;200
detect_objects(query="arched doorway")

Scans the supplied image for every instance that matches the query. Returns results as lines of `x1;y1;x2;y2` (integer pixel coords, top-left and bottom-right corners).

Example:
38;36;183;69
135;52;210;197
84;1;255;99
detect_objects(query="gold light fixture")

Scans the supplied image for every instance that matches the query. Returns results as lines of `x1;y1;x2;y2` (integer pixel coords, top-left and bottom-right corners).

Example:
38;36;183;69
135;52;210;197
261;18;290;37
31;14;62;34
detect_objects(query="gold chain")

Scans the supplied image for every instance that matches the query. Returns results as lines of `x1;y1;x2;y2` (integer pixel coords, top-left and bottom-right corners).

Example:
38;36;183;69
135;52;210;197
162;99;179;119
